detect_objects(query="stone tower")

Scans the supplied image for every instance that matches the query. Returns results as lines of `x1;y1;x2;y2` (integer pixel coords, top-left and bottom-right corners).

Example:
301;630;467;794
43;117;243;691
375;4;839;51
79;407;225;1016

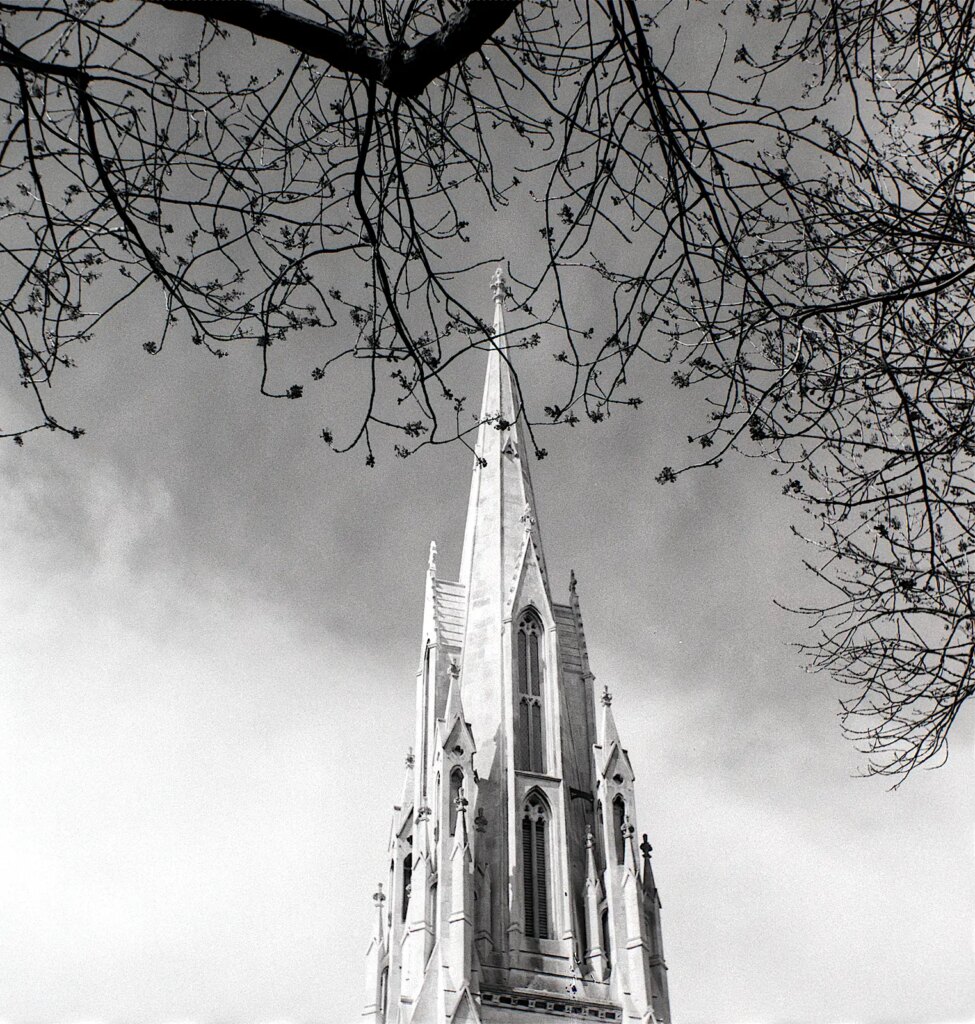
362;271;671;1024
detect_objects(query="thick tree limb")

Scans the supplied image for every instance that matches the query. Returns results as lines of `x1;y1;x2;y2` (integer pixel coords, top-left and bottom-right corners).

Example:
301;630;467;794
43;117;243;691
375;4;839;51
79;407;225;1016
149;0;520;97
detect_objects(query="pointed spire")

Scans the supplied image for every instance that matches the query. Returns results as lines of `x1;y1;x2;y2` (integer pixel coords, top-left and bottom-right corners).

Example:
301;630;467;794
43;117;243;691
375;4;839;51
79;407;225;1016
598;680;623;760
585;825;599;883
641;833;659;903
443;657;465;728
458;269;544;596
583;825;608;982
400;748;415;810
428;540;438;576
372;882;386;943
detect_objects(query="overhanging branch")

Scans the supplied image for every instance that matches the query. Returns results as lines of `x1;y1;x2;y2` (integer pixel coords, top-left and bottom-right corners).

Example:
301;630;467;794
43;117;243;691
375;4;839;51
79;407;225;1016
149;0;520;97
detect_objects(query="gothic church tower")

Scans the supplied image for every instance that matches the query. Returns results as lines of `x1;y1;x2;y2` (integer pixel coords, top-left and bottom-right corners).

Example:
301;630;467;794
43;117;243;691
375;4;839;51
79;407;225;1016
363;271;671;1024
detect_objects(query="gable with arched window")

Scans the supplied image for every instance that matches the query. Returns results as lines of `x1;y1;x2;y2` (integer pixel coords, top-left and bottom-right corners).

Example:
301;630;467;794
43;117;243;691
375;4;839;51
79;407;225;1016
521;793;550;939
516;610;545;773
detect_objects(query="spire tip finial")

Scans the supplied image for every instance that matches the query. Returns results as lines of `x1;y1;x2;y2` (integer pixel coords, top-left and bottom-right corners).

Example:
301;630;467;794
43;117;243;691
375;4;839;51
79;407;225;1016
491;266;506;303
601;683;613;707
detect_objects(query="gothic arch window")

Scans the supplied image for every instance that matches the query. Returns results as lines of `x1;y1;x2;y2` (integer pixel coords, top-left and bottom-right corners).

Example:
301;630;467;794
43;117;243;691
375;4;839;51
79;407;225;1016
521;793;550;939
449;767;464;835
612;795;627;865
402;852;413;921
516;610;545;773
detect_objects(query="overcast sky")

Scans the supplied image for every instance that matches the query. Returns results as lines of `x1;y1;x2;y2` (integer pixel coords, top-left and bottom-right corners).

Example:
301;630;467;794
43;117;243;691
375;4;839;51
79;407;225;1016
1;256;973;1024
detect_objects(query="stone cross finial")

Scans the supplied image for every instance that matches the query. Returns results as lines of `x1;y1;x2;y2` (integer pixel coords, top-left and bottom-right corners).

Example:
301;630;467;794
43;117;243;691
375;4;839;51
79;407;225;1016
491;266;505;301
640;833;653;859
405;747;415;770
373;882;385;906
601;683;613;707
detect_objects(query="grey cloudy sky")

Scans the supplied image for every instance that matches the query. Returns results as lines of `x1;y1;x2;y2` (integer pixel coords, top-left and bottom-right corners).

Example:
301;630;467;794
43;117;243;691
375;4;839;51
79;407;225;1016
1;263;972;1024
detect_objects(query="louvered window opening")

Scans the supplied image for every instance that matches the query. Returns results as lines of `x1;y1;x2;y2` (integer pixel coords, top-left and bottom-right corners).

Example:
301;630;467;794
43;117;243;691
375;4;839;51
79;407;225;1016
517;614;545;773
522;801;550;939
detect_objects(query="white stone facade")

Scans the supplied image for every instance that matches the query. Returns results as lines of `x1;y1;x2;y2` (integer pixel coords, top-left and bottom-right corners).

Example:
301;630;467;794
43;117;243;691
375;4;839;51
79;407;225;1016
363;272;670;1024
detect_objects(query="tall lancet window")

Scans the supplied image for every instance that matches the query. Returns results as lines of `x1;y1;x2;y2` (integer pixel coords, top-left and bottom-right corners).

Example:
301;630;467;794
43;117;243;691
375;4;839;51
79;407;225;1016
516;611;545;773
521;794;550;939
612;795;627;865
401;852;413;921
449;768;464;835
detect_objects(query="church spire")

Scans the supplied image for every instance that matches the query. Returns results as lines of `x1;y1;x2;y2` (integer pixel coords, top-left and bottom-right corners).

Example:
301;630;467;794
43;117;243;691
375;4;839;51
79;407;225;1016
458;268;544;596
364;270;672;1024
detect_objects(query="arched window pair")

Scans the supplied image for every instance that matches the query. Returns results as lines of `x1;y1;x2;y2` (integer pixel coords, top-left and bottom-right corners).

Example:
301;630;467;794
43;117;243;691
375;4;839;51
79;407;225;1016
521;793;550;939
516;611;545;773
